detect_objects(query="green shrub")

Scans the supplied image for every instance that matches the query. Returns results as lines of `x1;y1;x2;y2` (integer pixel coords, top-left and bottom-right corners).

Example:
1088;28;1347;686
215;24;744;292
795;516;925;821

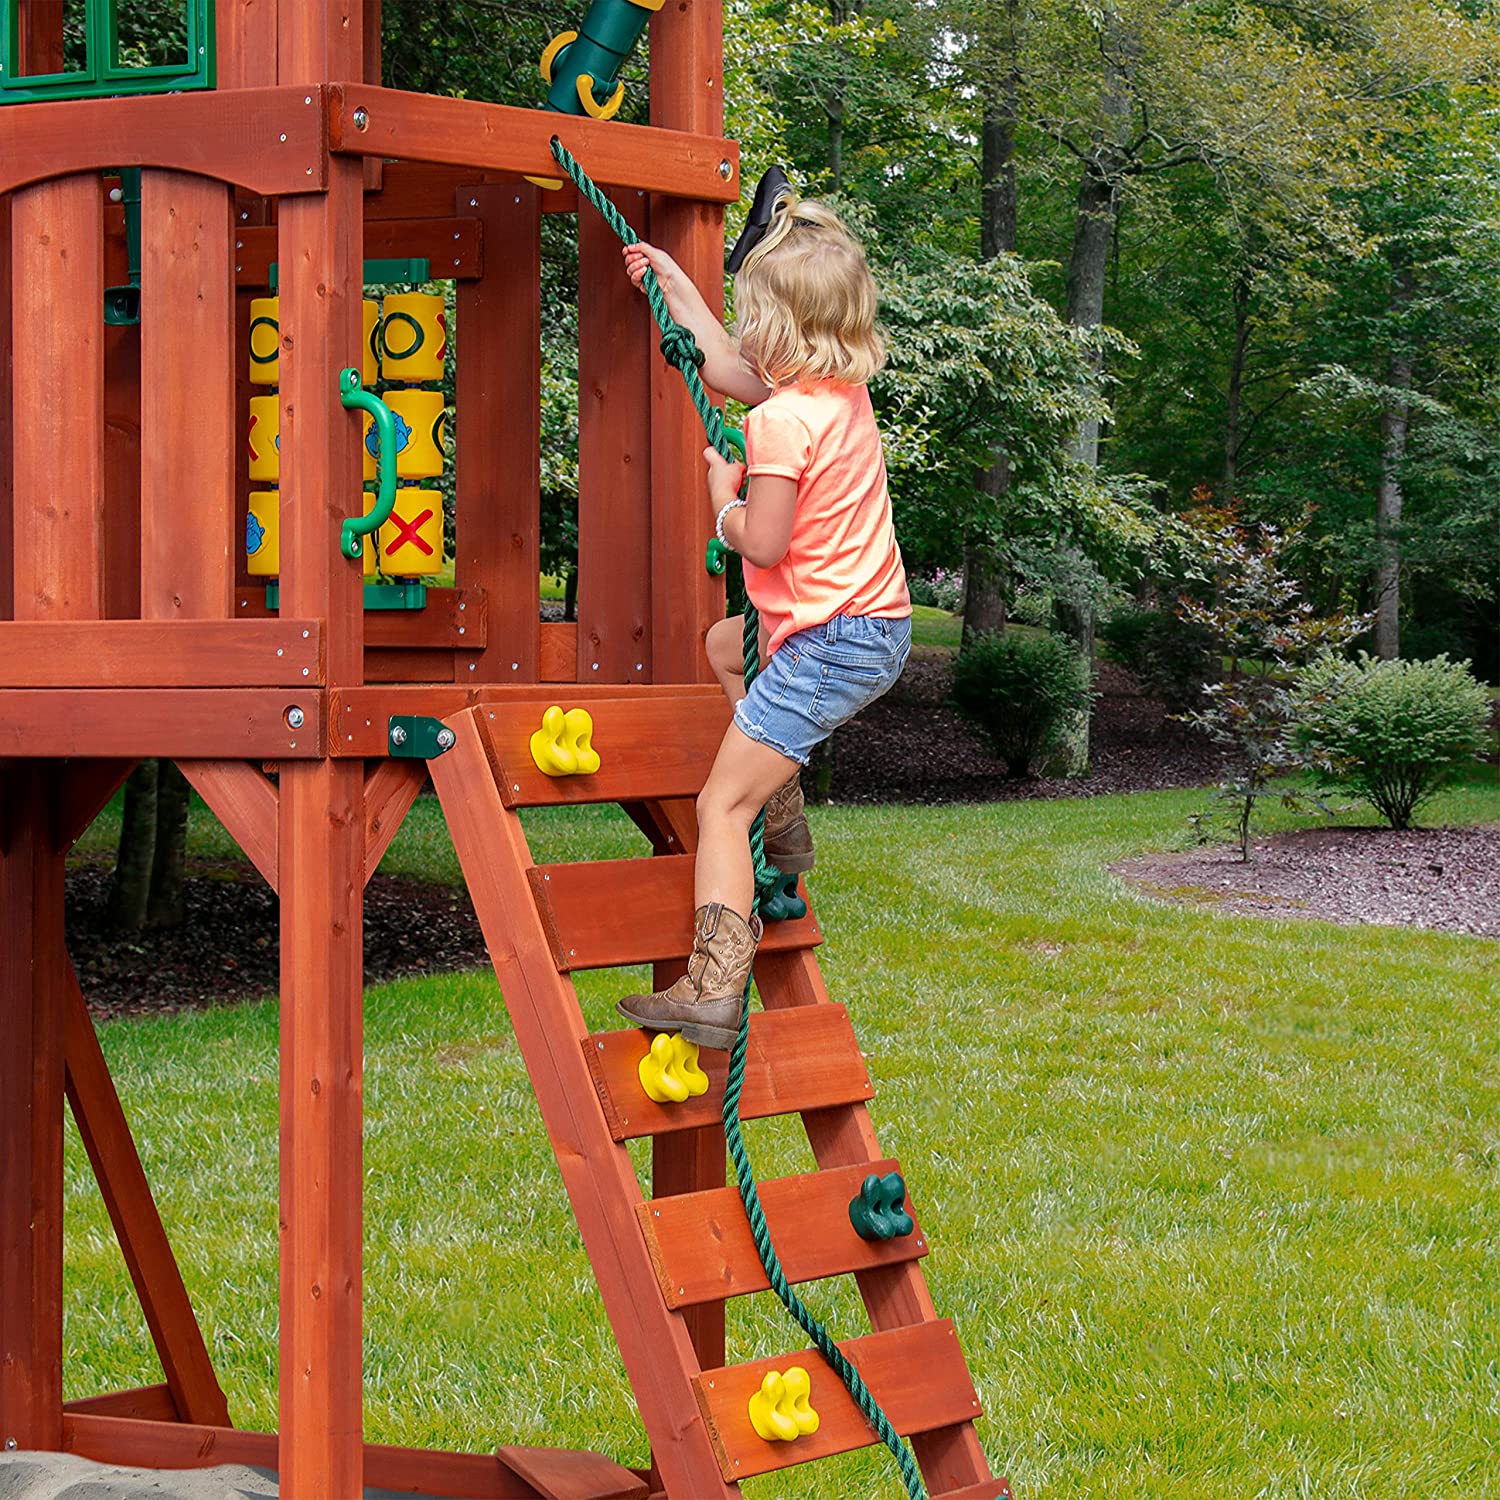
1293;653;1491;829
1100;606;1217;712
952;630;1094;777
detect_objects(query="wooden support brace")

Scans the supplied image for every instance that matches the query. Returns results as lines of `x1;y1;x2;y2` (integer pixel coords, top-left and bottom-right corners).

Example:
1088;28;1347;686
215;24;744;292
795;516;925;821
363;758;426;884
176;760;280;890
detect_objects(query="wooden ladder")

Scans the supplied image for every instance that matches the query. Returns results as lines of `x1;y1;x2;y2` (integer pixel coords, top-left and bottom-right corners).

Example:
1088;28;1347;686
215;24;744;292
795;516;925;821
428;698;1009;1499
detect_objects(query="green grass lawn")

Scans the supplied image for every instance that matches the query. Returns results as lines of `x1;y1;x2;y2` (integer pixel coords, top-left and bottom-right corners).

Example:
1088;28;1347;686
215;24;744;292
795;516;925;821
62;774;1500;1497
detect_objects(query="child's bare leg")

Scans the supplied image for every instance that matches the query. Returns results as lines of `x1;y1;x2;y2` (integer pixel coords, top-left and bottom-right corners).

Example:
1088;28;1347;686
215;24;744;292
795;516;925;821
706;614;772;706
695;722;800;915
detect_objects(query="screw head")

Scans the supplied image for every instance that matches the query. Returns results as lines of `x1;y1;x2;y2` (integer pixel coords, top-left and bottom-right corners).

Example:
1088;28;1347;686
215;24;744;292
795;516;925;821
352;107;369;131
4;1438;16;1450
719;160;733;180
435;727;456;750
285;707;306;729
389;724;408;746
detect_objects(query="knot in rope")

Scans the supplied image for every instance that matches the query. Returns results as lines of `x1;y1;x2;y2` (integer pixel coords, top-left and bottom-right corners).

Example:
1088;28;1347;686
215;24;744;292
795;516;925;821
659;324;705;372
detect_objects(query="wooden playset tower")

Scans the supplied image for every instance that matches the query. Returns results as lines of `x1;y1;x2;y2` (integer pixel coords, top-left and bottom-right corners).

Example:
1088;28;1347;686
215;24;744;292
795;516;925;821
0;2;1008;1495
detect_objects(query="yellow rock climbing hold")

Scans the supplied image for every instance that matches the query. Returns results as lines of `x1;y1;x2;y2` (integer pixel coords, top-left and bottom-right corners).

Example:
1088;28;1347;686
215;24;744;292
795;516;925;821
748;1366;820;1443
637;1032;709;1105
529;705;601;778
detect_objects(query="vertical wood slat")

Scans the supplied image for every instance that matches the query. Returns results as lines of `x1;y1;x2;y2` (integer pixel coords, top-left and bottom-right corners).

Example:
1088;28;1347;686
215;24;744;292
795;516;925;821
455;184;541;682
216;0;279;90
277;9;367;1498
577;200;652;683
62;965;230;1427
17;0;65;75
12;175;105;621
0;194;12;621
0;768;66;1451
103;195;142;621
140;170;236;619
648;0;726;685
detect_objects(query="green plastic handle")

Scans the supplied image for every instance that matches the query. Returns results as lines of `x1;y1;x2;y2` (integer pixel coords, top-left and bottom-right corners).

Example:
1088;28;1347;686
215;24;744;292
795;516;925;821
338;368;397;561
704;425;748;577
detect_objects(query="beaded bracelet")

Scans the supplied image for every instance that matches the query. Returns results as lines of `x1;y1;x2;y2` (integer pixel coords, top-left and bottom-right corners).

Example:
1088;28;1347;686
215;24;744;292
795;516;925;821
715;498;747;547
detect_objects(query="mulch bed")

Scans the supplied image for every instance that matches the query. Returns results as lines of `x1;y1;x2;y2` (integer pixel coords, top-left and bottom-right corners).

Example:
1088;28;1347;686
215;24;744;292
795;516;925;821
1111;823;1500;939
824;649;1221;804
67;860;488;1021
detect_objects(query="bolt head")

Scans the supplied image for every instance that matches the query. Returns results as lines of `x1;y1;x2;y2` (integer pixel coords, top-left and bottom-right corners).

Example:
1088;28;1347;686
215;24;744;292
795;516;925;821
285;707;306;729
719;160;733;180
389;724;408;746
352;106;369;131
435;727;456;750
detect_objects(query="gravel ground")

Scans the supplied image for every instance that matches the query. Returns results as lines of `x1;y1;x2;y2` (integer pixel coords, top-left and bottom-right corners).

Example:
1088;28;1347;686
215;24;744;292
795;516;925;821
1112;823;1500;939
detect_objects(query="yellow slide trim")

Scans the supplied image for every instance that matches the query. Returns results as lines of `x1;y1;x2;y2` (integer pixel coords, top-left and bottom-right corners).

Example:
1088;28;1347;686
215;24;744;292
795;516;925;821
577;73;625;121
539;29;577;84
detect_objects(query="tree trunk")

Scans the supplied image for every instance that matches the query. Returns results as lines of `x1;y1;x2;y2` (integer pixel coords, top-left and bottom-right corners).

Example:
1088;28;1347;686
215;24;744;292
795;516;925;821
1064;168;1120;469
1224;270;1252;496
1375;266;1415;660
964;4;1021;648
147;761;191;929
109;760;159;931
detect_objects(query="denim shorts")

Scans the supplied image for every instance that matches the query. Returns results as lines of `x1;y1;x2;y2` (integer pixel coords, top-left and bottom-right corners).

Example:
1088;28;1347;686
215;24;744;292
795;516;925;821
733;613;912;766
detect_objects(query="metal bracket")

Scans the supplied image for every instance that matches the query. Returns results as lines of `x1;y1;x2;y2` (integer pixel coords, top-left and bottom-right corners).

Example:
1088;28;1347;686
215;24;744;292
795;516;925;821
388;715;455;759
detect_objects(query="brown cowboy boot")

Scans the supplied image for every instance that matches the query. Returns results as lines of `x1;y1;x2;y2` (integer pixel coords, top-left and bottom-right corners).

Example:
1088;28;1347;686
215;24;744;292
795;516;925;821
763;774;814;873
617;903;762;1051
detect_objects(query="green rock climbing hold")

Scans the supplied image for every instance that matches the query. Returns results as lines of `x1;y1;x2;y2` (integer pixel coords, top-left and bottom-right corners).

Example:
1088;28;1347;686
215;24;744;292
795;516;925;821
848;1172;914;1242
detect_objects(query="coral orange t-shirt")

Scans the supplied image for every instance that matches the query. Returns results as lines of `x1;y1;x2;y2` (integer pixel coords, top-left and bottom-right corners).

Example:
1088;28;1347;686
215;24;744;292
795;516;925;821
742;381;910;657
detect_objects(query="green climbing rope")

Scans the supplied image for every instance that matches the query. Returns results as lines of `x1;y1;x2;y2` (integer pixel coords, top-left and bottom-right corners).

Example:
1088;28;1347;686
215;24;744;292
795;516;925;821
551;136;929;1500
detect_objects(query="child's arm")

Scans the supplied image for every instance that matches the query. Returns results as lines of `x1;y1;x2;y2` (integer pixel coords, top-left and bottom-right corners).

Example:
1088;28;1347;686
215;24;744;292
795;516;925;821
704;447;795;569
624;243;773;406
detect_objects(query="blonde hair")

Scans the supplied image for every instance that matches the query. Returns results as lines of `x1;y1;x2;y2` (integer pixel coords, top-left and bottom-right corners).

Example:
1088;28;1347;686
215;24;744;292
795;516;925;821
734;194;886;388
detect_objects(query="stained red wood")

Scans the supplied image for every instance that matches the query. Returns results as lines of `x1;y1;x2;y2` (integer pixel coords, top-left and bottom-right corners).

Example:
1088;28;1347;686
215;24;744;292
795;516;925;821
17;0;65;74
529;854;819;971
63;966;230;1427
363;758;426;884
101;275;143;621
326;86;740;203
495;1445;648;1500
577;200;652;682
0;690;322;759
364;647;458;684
694;1320;981;1481
64;1384;179;1421
56;759;136;851
541;622;577;682
176;760;279;890
454;185;540;682
0;89;328;198
238;586;486;650
485;691;728;808
216;0;279;90
141;171;236;620
648;0;726;684
0;620;323;685
364;164;579;222
0;766;66;1449
12;174;104;621
0;193;12;622
235;218;482;287
428;710;734;1497
586;1005;873;1143
639;1158;926;1309
63;1415;545;1498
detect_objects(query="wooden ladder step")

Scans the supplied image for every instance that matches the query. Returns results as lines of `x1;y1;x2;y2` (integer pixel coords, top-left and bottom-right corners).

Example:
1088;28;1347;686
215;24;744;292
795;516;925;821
638;1159;927;1309
482;689;729;808
586;1006;873;1141
531;854;820;971
693;1320;981;1482
494;1444;649;1500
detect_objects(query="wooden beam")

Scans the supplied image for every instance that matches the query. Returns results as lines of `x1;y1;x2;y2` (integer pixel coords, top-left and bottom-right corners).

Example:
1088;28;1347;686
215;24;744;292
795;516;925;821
63;1414;546;1498
0;690;323;759
454;185;540;682
585;1006;874;1143
494;1446;647;1500
693;1320;981;1482
0;766;66;1449
577;200;652;683
176;760;279;890
237;586;486;650
17;0;65;75
64;1385;179;1422
277;12;367;1491
0;620;324;686
216;0;279;91
326;85;740;204
1;194;14;623
63;966;231;1427
363;758;425;884
141;171;236;620
648;0;727;683
0;89;329;198
235;217;483;286
56;759;136;851
12;174;104;621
